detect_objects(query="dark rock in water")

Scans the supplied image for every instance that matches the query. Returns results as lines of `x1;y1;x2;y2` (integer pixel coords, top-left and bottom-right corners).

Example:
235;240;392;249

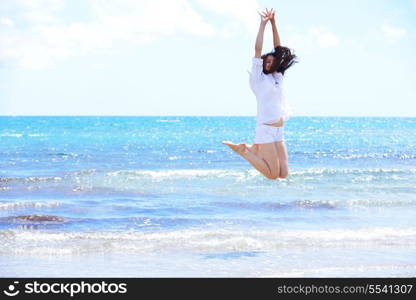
9;215;67;223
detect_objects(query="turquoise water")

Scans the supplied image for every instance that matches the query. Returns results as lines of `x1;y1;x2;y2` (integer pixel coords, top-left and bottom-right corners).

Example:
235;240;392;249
0;116;415;277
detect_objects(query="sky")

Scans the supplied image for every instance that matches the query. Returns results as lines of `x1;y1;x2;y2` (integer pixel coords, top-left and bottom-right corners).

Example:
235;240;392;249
0;0;415;117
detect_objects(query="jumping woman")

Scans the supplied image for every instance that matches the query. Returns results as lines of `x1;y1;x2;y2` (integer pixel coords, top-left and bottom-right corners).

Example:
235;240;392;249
222;8;297;180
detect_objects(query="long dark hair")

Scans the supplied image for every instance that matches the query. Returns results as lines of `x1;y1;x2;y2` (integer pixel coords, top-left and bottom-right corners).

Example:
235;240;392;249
261;46;297;75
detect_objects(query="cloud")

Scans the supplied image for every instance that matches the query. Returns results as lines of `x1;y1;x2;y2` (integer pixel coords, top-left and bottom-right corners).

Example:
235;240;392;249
381;25;407;39
15;0;65;24
0;17;15;27
310;27;339;48
285;26;339;50
0;0;264;69
0;0;219;68
196;0;259;35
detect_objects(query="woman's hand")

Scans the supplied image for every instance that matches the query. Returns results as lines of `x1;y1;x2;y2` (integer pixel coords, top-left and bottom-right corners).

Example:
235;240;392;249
258;9;271;24
258;8;275;24
268;8;276;23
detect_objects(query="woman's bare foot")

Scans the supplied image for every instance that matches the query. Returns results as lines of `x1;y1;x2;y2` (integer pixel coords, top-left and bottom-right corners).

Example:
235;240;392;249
245;143;258;154
221;141;248;155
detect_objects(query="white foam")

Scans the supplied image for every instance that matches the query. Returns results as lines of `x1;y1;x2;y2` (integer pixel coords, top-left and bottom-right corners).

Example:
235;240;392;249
1;133;23;137
1;133;47;137
290;168;416;175
105;169;253;179
0;201;62;210
296;198;416;208
102;168;416;182
168;156;180;160
156;120;181;123
1;227;415;255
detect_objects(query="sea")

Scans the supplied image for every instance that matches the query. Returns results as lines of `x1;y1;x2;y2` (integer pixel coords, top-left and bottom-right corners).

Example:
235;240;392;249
0;116;415;277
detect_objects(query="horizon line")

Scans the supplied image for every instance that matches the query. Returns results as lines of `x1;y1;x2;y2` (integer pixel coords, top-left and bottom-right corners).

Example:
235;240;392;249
0;115;415;118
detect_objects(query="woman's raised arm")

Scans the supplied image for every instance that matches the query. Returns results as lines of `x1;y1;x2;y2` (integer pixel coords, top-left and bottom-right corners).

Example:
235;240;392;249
255;10;269;58
269;9;281;48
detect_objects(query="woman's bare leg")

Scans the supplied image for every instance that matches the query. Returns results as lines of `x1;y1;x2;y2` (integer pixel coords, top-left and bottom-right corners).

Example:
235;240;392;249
273;141;289;178
221;141;280;179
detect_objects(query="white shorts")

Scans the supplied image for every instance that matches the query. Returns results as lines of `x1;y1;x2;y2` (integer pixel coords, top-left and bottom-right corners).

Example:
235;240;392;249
254;124;284;144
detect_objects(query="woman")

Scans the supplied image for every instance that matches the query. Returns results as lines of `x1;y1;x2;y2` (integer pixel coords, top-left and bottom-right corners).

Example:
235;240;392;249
222;8;297;180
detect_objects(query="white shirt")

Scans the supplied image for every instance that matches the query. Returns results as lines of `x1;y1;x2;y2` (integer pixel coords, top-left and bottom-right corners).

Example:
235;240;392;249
249;57;293;125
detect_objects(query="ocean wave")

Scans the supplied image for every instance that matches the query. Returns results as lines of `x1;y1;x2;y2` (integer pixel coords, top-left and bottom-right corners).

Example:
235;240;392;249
0;214;68;223
1;167;414;198
106;169;232;178
214;198;416;210
333;153;416;160
1;227;415;255
290;150;416;160
1;168;414;187
69;169;98;176
0;133;23;137
0;201;62;210
107;167;416;178
100;168;416;190
156;119;181;123
290;168;416;176
104;169;262;184
0;176;63;184
213;200;334;210
0;133;48;137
